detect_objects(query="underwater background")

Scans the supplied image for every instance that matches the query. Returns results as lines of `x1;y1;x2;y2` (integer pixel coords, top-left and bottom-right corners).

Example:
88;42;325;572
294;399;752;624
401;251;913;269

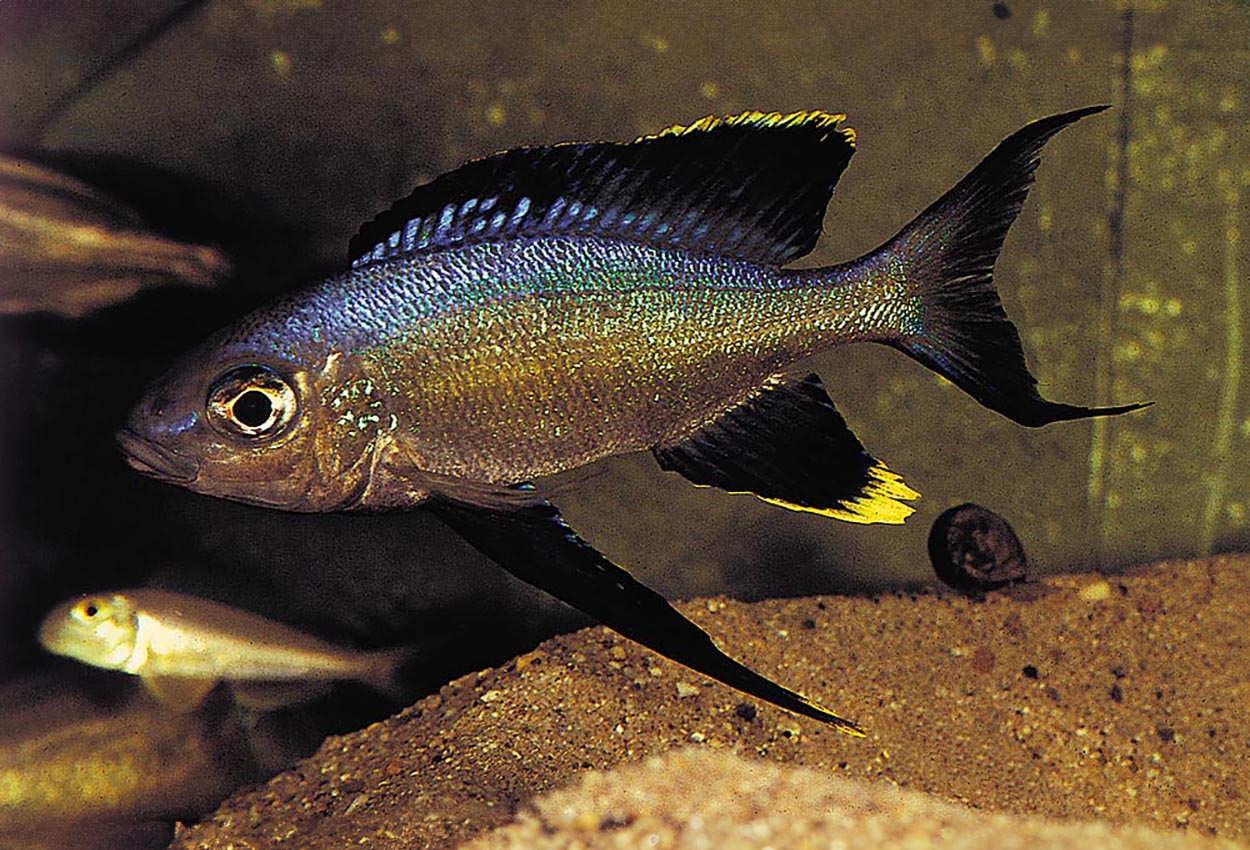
0;0;1246;846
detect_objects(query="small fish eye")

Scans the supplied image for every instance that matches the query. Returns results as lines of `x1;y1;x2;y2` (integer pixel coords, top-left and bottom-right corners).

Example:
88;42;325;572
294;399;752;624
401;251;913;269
73;599;104;621
206;365;298;440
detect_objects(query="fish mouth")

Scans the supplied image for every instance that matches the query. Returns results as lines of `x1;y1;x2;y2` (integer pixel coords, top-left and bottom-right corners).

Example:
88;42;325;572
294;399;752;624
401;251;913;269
115;428;200;483
36;612;68;654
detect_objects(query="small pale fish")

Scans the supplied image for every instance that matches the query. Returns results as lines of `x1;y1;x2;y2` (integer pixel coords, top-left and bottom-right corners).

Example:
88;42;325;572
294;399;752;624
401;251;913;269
118;108;1148;735
0;155;230;317
38;589;410;710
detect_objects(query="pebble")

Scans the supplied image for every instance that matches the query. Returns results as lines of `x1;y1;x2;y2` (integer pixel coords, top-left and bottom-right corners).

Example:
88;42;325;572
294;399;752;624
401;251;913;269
928;503;1030;596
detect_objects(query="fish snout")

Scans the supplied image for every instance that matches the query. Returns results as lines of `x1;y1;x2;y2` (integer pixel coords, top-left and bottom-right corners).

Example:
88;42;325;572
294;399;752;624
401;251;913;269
36;608;68;654
115;427;200;483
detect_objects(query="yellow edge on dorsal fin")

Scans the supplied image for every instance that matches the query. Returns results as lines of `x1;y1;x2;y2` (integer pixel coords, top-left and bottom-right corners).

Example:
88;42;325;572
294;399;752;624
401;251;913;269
637;110;856;149
756;461;920;525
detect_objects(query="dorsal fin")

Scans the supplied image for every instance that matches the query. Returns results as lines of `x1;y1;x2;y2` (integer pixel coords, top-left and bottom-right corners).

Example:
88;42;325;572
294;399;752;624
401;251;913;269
349;111;855;269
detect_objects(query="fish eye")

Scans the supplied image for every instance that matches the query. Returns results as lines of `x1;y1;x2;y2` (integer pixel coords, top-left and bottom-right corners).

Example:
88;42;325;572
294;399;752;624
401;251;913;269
73;598;107;622
233;390;273;428
206;365;298;440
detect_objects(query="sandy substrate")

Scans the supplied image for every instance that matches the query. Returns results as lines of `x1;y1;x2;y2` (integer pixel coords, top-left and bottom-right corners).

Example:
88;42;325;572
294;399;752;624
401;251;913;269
170;556;1250;849
461;748;1247;850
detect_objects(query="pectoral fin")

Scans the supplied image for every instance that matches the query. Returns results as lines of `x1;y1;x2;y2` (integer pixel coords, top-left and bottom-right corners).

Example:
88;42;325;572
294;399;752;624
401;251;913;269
141;675;218;712
430;495;864;736
424;472;550;511
653;373;918;524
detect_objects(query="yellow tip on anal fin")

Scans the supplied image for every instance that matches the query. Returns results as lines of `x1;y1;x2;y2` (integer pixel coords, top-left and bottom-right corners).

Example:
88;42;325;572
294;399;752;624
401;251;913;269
756;462;920;525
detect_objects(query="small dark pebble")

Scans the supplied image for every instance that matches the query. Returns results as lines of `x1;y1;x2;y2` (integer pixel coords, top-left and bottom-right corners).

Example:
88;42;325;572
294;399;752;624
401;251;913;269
800;618;816;630
1157;726;1176;743
734;702;757;722
928;503;1029;596
599;814;633;830
1110;684;1124;702
1001;613;1025;639
992;1;1012;19
1022;665;1039;679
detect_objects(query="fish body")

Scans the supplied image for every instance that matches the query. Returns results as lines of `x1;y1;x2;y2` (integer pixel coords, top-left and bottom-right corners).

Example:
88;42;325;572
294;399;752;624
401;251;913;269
38;589;405;706
0;156;230;317
152;235;901;504
117;108;1147;734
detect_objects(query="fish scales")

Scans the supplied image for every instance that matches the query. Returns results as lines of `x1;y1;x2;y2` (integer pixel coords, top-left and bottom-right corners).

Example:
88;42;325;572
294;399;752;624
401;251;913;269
255;236;905;484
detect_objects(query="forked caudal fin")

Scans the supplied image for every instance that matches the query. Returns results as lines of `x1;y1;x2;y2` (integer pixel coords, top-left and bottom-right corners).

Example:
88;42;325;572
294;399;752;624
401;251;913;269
876;106;1149;427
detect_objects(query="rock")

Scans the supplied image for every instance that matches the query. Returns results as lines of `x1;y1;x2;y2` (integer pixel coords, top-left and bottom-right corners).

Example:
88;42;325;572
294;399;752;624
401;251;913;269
461;748;1248;850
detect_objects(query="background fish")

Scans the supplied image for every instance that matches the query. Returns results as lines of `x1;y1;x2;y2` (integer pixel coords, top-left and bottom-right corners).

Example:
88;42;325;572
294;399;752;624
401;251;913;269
116;108;1145;735
38;588;412;710
0;155;230;317
0;677;257;850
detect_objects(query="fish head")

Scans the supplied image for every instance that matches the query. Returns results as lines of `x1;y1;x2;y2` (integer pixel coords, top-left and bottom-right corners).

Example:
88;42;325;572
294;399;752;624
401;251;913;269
117;328;405;512
39;592;139;670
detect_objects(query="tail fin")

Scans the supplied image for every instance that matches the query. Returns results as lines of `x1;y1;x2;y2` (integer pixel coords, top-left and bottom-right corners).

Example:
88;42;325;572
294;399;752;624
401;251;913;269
881;106;1149;426
360;644;423;703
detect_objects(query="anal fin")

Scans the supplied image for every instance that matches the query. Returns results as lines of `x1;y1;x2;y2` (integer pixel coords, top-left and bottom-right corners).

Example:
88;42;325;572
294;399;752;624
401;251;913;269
653;373;918;524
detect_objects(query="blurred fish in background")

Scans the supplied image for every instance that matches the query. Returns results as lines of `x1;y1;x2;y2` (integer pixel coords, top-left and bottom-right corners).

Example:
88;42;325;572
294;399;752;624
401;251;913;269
0;155;230;317
39;588;420;710
0;675;260;850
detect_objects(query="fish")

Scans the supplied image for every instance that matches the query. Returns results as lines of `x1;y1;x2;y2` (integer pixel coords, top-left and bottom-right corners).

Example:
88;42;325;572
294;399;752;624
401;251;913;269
0;676;255;849
38;589;410;710
0;155;230;317
116;107;1147;736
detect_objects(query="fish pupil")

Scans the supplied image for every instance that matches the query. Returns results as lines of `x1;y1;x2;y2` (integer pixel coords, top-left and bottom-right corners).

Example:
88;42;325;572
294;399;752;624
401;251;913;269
234;390;274;428
83;604;98;618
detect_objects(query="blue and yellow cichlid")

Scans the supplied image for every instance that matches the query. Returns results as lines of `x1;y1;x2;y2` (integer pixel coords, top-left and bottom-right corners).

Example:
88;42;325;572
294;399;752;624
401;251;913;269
118;107;1145;735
